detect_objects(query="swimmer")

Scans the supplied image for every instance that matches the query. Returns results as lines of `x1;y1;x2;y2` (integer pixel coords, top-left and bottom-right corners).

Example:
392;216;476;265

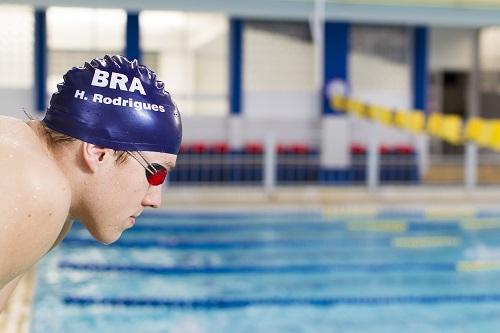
0;55;182;310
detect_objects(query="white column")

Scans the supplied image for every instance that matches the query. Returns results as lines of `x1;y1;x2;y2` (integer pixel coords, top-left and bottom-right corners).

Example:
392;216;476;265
228;115;243;150
264;135;276;195
320;116;350;170
415;134;429;180
464;28;480;189
465;142;478;191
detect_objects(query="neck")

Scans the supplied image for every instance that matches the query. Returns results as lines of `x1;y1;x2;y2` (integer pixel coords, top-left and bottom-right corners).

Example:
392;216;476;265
26;120;81;220
25;120;53;157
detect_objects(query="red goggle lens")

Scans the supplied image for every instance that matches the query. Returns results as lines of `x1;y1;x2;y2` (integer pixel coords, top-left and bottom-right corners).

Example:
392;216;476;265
146;163;168;186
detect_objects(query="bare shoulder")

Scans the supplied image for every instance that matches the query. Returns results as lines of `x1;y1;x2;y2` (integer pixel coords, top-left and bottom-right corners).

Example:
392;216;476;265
0;116;30;136
0;117;71;288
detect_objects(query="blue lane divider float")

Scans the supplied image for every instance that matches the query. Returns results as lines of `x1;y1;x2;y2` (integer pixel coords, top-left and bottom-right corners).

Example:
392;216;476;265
138;211;322;220
62;237;391;250
71;221;347;233
407;222;460;232
102;209;500;221
476;211;500;218
58;262;456;275
376;210;425;219
72;220;461;234
64;294;500;308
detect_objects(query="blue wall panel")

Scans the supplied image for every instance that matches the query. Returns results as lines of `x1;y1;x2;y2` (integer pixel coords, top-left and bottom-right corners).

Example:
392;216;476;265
323;22;349;115
229;18;243;115
126;12;141;62
35;10;47;113
413;27;428;112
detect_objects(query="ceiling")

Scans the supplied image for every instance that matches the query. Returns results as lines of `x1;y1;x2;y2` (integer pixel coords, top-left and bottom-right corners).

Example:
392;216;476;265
6;0;500;27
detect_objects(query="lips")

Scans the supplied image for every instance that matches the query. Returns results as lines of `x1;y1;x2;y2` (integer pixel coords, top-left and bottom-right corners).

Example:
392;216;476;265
132;211;143;218
128;216;136;227
128;211;142;228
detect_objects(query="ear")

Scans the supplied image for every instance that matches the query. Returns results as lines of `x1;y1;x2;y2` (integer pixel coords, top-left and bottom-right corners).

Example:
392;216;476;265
81;142;115;172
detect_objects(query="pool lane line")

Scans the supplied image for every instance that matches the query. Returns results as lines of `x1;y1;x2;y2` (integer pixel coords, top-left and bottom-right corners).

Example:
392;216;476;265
347;221;407;233
461;219;500;231
58;262;457;275
376;211;425;219
72;221;347;233
132;209;500;222
476;211;500;218
426;211;475;219
457;261;500;272
392;236;461;248
63;232;466;250
140;211;322;219
71;220;462;234
63;294;500;308
61;237;394;250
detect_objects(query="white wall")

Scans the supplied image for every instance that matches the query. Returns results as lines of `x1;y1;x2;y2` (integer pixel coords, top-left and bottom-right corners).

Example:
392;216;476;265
180;115;228;143
47;7;126;51
184;23;422;148
0;5;437;150
193;29;228;115
239;117;320;144
0;89;35;119
243;22;317;121
349;53;411;110
429;27;475;71
181;115;320;145
349;25;414;146
480;27;500;71
141;11;228;116
349;26;411;109
215;21;321;147
321;116;350;168
350;117;417;146
243;91;316;120
0;5;34;117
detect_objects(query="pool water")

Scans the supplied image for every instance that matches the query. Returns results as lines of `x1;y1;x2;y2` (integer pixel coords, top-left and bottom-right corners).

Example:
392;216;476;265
30;210;500;332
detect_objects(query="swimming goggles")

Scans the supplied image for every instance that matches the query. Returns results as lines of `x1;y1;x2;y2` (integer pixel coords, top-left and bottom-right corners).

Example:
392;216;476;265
126;151;168;186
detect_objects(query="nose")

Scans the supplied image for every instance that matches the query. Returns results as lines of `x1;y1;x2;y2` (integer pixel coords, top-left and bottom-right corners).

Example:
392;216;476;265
141;185;163;208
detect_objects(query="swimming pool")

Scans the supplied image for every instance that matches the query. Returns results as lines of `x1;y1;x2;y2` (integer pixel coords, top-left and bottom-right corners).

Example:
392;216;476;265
30;209;500;332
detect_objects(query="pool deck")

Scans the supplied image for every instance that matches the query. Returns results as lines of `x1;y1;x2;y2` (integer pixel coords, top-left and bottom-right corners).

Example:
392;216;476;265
160;186;500;212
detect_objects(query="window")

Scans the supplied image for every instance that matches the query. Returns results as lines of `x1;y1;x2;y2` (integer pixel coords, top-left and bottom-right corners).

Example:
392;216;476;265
46;7;126;97
0;5;33;89
140;11;228;116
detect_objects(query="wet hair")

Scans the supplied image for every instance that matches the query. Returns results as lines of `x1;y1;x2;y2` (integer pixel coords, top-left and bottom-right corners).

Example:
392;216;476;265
42;122;129;165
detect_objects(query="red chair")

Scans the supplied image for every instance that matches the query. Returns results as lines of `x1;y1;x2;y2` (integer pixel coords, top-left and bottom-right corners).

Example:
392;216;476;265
351;143;366;155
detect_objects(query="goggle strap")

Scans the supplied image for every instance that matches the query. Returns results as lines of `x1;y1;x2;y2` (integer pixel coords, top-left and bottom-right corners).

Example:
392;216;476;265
126;152;149;170
127;151;147;169
136;151;158;173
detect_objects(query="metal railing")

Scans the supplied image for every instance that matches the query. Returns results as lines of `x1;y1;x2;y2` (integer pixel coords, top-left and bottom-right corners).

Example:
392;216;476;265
168;138;422;191
167;137;500;194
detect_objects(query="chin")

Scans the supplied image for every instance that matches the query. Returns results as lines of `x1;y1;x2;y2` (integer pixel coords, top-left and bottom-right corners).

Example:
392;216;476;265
83;221;124;245
95;232;123;245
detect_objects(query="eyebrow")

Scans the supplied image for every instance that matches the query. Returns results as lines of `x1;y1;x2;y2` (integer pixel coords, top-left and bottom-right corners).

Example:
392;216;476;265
162;161;176;170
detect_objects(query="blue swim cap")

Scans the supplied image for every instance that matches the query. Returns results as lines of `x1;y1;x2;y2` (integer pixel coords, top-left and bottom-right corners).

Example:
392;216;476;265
42;55;182;154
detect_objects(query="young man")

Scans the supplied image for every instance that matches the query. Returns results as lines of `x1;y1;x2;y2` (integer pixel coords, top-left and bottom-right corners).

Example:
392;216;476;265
0;55;182;310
